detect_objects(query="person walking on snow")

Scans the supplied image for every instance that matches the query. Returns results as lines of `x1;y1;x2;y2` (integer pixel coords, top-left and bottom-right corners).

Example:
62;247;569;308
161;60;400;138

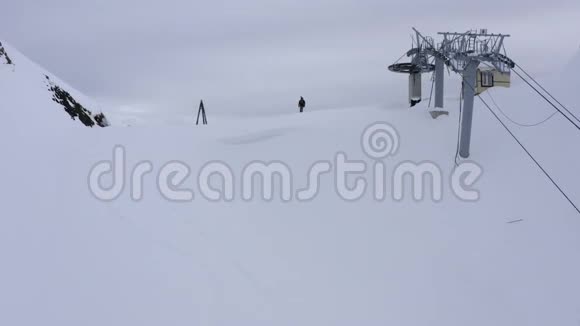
298;96;306;113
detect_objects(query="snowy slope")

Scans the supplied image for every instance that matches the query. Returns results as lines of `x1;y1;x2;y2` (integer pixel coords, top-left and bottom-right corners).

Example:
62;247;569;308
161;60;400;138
1;44;580;326
0;40;108;130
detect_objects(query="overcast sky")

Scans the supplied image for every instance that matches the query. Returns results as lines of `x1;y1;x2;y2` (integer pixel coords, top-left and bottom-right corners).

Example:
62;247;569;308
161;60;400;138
1;0;580;115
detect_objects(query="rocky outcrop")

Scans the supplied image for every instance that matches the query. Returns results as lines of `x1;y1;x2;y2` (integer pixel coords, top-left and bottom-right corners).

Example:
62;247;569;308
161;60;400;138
45;76;109;128
0;41;13;65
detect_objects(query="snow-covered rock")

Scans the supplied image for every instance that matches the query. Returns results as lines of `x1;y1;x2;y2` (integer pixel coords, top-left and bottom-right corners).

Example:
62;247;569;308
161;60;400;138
0;40;109;129
0;41;13;65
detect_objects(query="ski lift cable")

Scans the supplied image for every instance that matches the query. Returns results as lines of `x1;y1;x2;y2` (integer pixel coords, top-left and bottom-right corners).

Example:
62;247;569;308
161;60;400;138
479;62;558;127
472;89;580;216
514;63;580;125
512;68;580;131
486;90;558;127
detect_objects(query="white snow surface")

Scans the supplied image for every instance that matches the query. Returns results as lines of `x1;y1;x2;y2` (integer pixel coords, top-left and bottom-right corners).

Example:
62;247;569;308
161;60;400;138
1;42;580;326
0;41;105;130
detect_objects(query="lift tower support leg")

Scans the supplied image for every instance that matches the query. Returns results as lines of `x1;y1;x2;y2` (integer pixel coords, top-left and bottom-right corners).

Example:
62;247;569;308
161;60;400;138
435;57;445;108
459;60;479;159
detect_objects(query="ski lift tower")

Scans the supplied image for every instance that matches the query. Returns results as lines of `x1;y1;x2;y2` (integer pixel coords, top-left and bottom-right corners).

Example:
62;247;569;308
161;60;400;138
389;28;515;158
438;29;514;158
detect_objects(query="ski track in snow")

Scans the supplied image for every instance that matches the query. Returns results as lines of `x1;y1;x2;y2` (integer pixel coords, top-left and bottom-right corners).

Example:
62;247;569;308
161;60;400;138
220;127;301;145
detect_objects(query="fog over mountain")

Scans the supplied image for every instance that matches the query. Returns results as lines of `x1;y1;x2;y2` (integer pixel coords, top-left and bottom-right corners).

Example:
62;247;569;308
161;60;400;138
1;0;579;115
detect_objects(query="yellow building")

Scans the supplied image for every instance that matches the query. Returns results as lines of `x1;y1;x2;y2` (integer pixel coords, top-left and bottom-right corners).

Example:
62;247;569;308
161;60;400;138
476;67;511;95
